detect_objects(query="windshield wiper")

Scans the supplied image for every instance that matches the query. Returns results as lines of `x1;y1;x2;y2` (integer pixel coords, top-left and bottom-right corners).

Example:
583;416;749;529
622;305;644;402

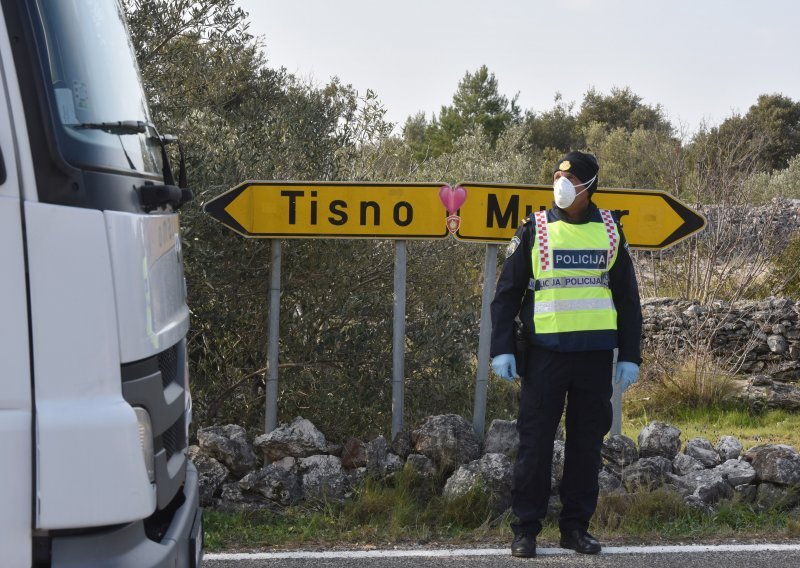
73;120;148;135
73;120;192;205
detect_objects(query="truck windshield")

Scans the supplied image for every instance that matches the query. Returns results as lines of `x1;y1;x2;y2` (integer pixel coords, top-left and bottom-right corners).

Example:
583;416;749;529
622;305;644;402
32;0;162;176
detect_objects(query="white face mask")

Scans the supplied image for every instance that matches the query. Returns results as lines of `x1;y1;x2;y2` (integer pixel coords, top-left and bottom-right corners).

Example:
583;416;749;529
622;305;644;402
553;175;596;208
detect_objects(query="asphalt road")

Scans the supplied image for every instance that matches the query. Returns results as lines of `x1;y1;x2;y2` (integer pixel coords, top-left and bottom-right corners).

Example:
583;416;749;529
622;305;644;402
204;545;800;568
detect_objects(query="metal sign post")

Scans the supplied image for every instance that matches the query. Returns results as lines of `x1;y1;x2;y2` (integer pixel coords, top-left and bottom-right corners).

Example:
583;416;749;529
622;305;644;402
392;240;407;439
472;244;498;438
265;239;281;433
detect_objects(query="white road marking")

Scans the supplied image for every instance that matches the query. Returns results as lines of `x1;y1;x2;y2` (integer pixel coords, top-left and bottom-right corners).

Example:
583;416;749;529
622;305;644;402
206;543;800;560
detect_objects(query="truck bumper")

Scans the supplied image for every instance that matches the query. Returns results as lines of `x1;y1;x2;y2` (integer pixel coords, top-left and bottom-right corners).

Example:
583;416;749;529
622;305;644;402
51;461;203;568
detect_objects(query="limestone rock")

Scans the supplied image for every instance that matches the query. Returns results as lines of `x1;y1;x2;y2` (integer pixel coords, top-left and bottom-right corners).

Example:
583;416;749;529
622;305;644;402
638;422;682;460
672;453;705;476
412;414;481;474
675;469;733;504
545;494;563;521
750;375;773;387
755;481;800;511
685;437;721;468
716;436;743;461
391;428;413;459
715;459;756;487
735;483;758;502
385;453;403;479
272;456;297;471
743;444;800;486
442;453;513;513
365;435;390;477
254;417;328;462
684;494;716;513
622;456;672;491
192;452;229;507
297;455;350;501
197;424;259;478
740;382;800;412
770;361;800;382
483;419;518;457
598;468;623;494
551;440;565;491
768;335;788;354
362;437;399;478
346;467;367;488
238;463;302;506
217;482;272;513
602;435;638;467
405;453;436;477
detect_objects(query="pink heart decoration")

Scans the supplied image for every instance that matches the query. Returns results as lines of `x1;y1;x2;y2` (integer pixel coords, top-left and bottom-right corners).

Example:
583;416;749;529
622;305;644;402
439;185;467;214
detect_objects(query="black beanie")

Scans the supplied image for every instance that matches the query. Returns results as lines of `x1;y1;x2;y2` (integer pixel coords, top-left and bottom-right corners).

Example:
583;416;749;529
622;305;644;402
554;151;599;194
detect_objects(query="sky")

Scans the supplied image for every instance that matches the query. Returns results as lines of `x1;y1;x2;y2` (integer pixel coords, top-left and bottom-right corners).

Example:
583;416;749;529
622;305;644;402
237;0;800;137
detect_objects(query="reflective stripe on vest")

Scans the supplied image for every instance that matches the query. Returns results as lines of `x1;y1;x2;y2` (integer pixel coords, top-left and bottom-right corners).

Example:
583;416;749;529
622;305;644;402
534;297;616;314
530;209;620;350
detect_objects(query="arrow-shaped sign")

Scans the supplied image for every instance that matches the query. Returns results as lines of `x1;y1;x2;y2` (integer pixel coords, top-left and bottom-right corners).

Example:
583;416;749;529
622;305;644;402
454;183;706;250
205;181;706;249
203;181;449;239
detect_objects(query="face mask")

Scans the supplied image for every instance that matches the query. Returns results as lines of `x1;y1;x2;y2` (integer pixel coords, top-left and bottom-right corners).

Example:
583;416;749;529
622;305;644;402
553;175;596;208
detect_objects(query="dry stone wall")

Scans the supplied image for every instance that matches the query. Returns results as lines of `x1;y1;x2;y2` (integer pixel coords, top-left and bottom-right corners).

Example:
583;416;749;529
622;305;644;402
696;199;800;247
642;297;800;376
191;415;800;518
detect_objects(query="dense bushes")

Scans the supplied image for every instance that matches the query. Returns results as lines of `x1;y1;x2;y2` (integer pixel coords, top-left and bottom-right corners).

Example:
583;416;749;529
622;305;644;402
124;1;800;441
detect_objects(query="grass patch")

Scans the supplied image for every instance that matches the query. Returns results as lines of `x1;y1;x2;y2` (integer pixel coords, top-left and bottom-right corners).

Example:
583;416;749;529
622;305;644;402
622;402;800;450
204;489;798;552
205;466;800;552
635;359;739;414
204;466;509;552
590;488;791;542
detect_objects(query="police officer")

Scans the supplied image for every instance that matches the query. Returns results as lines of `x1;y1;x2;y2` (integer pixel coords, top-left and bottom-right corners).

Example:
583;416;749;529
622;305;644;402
490;151;642;558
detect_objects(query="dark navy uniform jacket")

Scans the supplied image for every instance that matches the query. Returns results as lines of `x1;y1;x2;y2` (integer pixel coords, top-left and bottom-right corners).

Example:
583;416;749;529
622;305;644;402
490;203;643;365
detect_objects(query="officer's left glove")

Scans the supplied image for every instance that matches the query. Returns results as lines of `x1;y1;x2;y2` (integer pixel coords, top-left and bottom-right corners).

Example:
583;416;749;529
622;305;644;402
614;361;640;392
491;353;518;381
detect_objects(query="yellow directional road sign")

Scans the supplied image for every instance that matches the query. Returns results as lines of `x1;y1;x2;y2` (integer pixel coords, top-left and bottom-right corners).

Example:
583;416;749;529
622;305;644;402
455;183;706;250
204;181;449;239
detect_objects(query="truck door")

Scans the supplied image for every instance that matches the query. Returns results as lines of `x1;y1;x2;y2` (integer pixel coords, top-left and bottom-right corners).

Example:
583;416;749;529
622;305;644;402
0;15;33;566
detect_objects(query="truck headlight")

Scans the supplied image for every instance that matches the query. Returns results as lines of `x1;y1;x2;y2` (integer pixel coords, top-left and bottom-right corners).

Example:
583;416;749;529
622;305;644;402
134;407;156;483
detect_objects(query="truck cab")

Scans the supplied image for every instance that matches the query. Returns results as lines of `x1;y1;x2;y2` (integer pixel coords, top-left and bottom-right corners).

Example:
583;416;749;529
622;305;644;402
0;1;201;566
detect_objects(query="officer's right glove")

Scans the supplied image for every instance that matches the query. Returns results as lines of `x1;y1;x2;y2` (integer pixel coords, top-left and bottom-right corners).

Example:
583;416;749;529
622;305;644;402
491;353;518;381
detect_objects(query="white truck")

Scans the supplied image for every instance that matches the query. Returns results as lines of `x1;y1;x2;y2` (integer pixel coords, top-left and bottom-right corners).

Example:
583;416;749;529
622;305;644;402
0;0;202;566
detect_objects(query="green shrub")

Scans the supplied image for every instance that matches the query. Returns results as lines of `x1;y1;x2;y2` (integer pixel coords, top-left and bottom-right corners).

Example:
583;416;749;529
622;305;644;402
764;232;800;298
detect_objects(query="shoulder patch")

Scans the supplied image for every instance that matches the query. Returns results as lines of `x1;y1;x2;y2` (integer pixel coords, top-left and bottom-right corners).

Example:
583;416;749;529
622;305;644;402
521;216;531;225
506;236;521;257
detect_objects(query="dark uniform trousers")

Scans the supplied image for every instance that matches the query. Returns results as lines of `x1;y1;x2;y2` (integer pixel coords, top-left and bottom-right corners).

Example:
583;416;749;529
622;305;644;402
511;346;613;537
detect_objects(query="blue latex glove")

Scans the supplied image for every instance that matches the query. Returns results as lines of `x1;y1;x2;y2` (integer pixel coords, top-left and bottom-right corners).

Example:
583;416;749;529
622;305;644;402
615;361;640;392
491;353;518;381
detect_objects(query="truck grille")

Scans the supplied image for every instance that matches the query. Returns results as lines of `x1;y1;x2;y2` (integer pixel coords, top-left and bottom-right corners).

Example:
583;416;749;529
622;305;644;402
162;413;185;461
158;343;179;388
121;339;189;509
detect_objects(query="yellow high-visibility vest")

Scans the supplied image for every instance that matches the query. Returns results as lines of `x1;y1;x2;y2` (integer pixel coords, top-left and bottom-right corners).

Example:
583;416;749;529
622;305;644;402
529;208;620;352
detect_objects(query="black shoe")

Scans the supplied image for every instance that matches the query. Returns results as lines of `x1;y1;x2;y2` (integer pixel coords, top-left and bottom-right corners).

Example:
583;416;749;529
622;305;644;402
511;534;537;558
559;530;601;554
